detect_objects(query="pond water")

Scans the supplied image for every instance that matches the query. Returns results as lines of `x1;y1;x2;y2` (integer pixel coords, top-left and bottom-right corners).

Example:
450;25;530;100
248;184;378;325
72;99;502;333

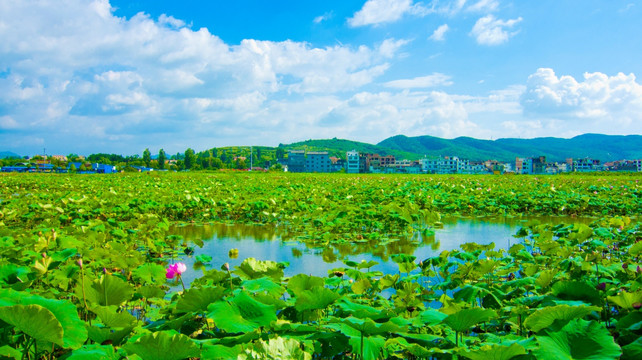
170;216;596;286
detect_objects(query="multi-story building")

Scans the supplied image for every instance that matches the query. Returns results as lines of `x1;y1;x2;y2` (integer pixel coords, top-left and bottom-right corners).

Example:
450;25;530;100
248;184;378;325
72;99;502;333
568;158;601;172
346;150;360;173
287;150;305;173
305;152;331;173
516;157;533;174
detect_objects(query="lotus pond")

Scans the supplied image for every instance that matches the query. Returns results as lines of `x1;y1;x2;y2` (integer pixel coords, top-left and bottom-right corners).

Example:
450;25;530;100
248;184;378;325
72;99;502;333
0;172;641;359
172;217;595;285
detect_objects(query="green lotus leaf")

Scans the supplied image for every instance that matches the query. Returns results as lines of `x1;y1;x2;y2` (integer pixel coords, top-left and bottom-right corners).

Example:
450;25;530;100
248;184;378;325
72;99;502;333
124;331;200;360
357;260;379;269
622;336;642;360
629;242;642;257
5;292;89;349
442;308;497;333
0;304;63;346
336;299;393;320
332;317;401;336
294;286;341;312
551;280;602;306
195;254;212;263
87;325;134;346
415;308;448;326
385;337;433;358
616;311;642;331
66;344;120;360
287;274;324;296
201;344;243;360
534;319;621;360
0;345;22;360
242;277;285;297
348;335;386;360
137;285;166;299
608;291;642;310
207;291;276;333
176;286;225;313
233;258;284;280
91;305;137;328
326;321;387;360
524;305;600;333
132;263;166;285
243;337;312;360
351;278;372;295
0;264;31;287
50;248;78;262
461;343;526;360
76;274;134;306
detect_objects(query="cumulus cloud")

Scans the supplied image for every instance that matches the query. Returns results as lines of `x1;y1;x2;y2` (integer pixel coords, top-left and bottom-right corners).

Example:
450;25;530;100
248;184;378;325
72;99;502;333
470;15;522;45
348;0;428;27
521;68;642;123
0;0;407;153
384;73;453;88
429;24;450;41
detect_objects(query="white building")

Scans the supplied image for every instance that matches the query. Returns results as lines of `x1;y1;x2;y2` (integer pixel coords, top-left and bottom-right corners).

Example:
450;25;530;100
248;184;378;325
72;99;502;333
346;150;360;173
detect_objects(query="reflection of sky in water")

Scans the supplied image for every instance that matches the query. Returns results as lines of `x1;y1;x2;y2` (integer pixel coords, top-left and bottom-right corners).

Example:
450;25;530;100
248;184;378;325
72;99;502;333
170;216;594;286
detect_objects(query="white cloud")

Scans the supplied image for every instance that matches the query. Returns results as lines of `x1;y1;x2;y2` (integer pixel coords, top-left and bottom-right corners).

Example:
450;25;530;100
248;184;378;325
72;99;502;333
0;0;408;153
384;73;453;88
521;68;642;124
348;0;428;27
429;24;450;41
378;38;411;58
470;15;522;45
466;0;499;13
313;12;333;23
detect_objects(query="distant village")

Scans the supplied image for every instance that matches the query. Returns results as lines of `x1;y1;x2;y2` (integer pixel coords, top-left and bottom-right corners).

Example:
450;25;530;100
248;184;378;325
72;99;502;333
281;150;642;174
2;149;641;175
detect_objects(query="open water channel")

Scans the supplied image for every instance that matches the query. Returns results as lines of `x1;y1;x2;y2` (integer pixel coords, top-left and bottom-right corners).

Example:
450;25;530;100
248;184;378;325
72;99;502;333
170;216;595;286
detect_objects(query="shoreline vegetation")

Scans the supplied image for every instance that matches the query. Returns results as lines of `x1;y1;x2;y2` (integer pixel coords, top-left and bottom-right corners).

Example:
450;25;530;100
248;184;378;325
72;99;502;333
0;172;640;359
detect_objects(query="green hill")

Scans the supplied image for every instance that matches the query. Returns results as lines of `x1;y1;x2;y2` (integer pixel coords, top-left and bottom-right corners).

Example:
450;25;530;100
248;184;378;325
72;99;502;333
282;138;421;159
377;134;642;162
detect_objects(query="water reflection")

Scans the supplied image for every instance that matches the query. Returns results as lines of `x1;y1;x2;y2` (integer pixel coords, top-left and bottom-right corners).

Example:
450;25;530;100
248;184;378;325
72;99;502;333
170;216;596;284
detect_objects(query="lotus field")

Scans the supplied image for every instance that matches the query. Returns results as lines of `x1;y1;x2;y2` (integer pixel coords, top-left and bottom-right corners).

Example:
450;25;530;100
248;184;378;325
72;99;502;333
1;172;642;359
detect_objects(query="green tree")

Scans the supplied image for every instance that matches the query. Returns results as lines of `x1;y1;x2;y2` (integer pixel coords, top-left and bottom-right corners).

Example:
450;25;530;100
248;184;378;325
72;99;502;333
211;158;223;169
184;148;196;170
143;148;151;168
276;147;285;160
158;149;166;170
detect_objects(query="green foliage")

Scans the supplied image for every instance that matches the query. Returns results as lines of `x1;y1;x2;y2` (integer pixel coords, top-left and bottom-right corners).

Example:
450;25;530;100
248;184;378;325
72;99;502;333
0;172;641;359
123;331;200;360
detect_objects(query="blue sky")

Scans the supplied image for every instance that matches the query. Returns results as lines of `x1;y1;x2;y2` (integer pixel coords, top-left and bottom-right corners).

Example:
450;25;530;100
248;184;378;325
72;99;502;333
1;0;641;156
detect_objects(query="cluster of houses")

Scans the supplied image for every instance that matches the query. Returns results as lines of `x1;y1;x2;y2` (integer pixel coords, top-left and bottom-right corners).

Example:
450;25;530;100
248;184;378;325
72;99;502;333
3;151;641;175
282;150;642;175
1;160;155;174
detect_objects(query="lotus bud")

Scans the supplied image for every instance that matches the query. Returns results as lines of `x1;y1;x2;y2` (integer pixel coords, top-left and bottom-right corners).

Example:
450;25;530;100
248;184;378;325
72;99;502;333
77;258;83;268
637;265;641;274
633;302;642;310
623;263;629;270
41;252;47;258
597;282;606;291
224;262;230;271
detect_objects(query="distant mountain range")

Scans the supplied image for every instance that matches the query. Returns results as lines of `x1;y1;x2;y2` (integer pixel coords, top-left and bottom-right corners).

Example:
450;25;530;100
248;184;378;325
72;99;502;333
0;151;21;159
376;134;642;162
283;134;642;162
3;134;640;163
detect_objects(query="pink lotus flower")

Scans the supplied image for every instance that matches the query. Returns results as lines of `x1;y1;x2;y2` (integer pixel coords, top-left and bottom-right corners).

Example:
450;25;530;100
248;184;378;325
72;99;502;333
166;262;187;279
